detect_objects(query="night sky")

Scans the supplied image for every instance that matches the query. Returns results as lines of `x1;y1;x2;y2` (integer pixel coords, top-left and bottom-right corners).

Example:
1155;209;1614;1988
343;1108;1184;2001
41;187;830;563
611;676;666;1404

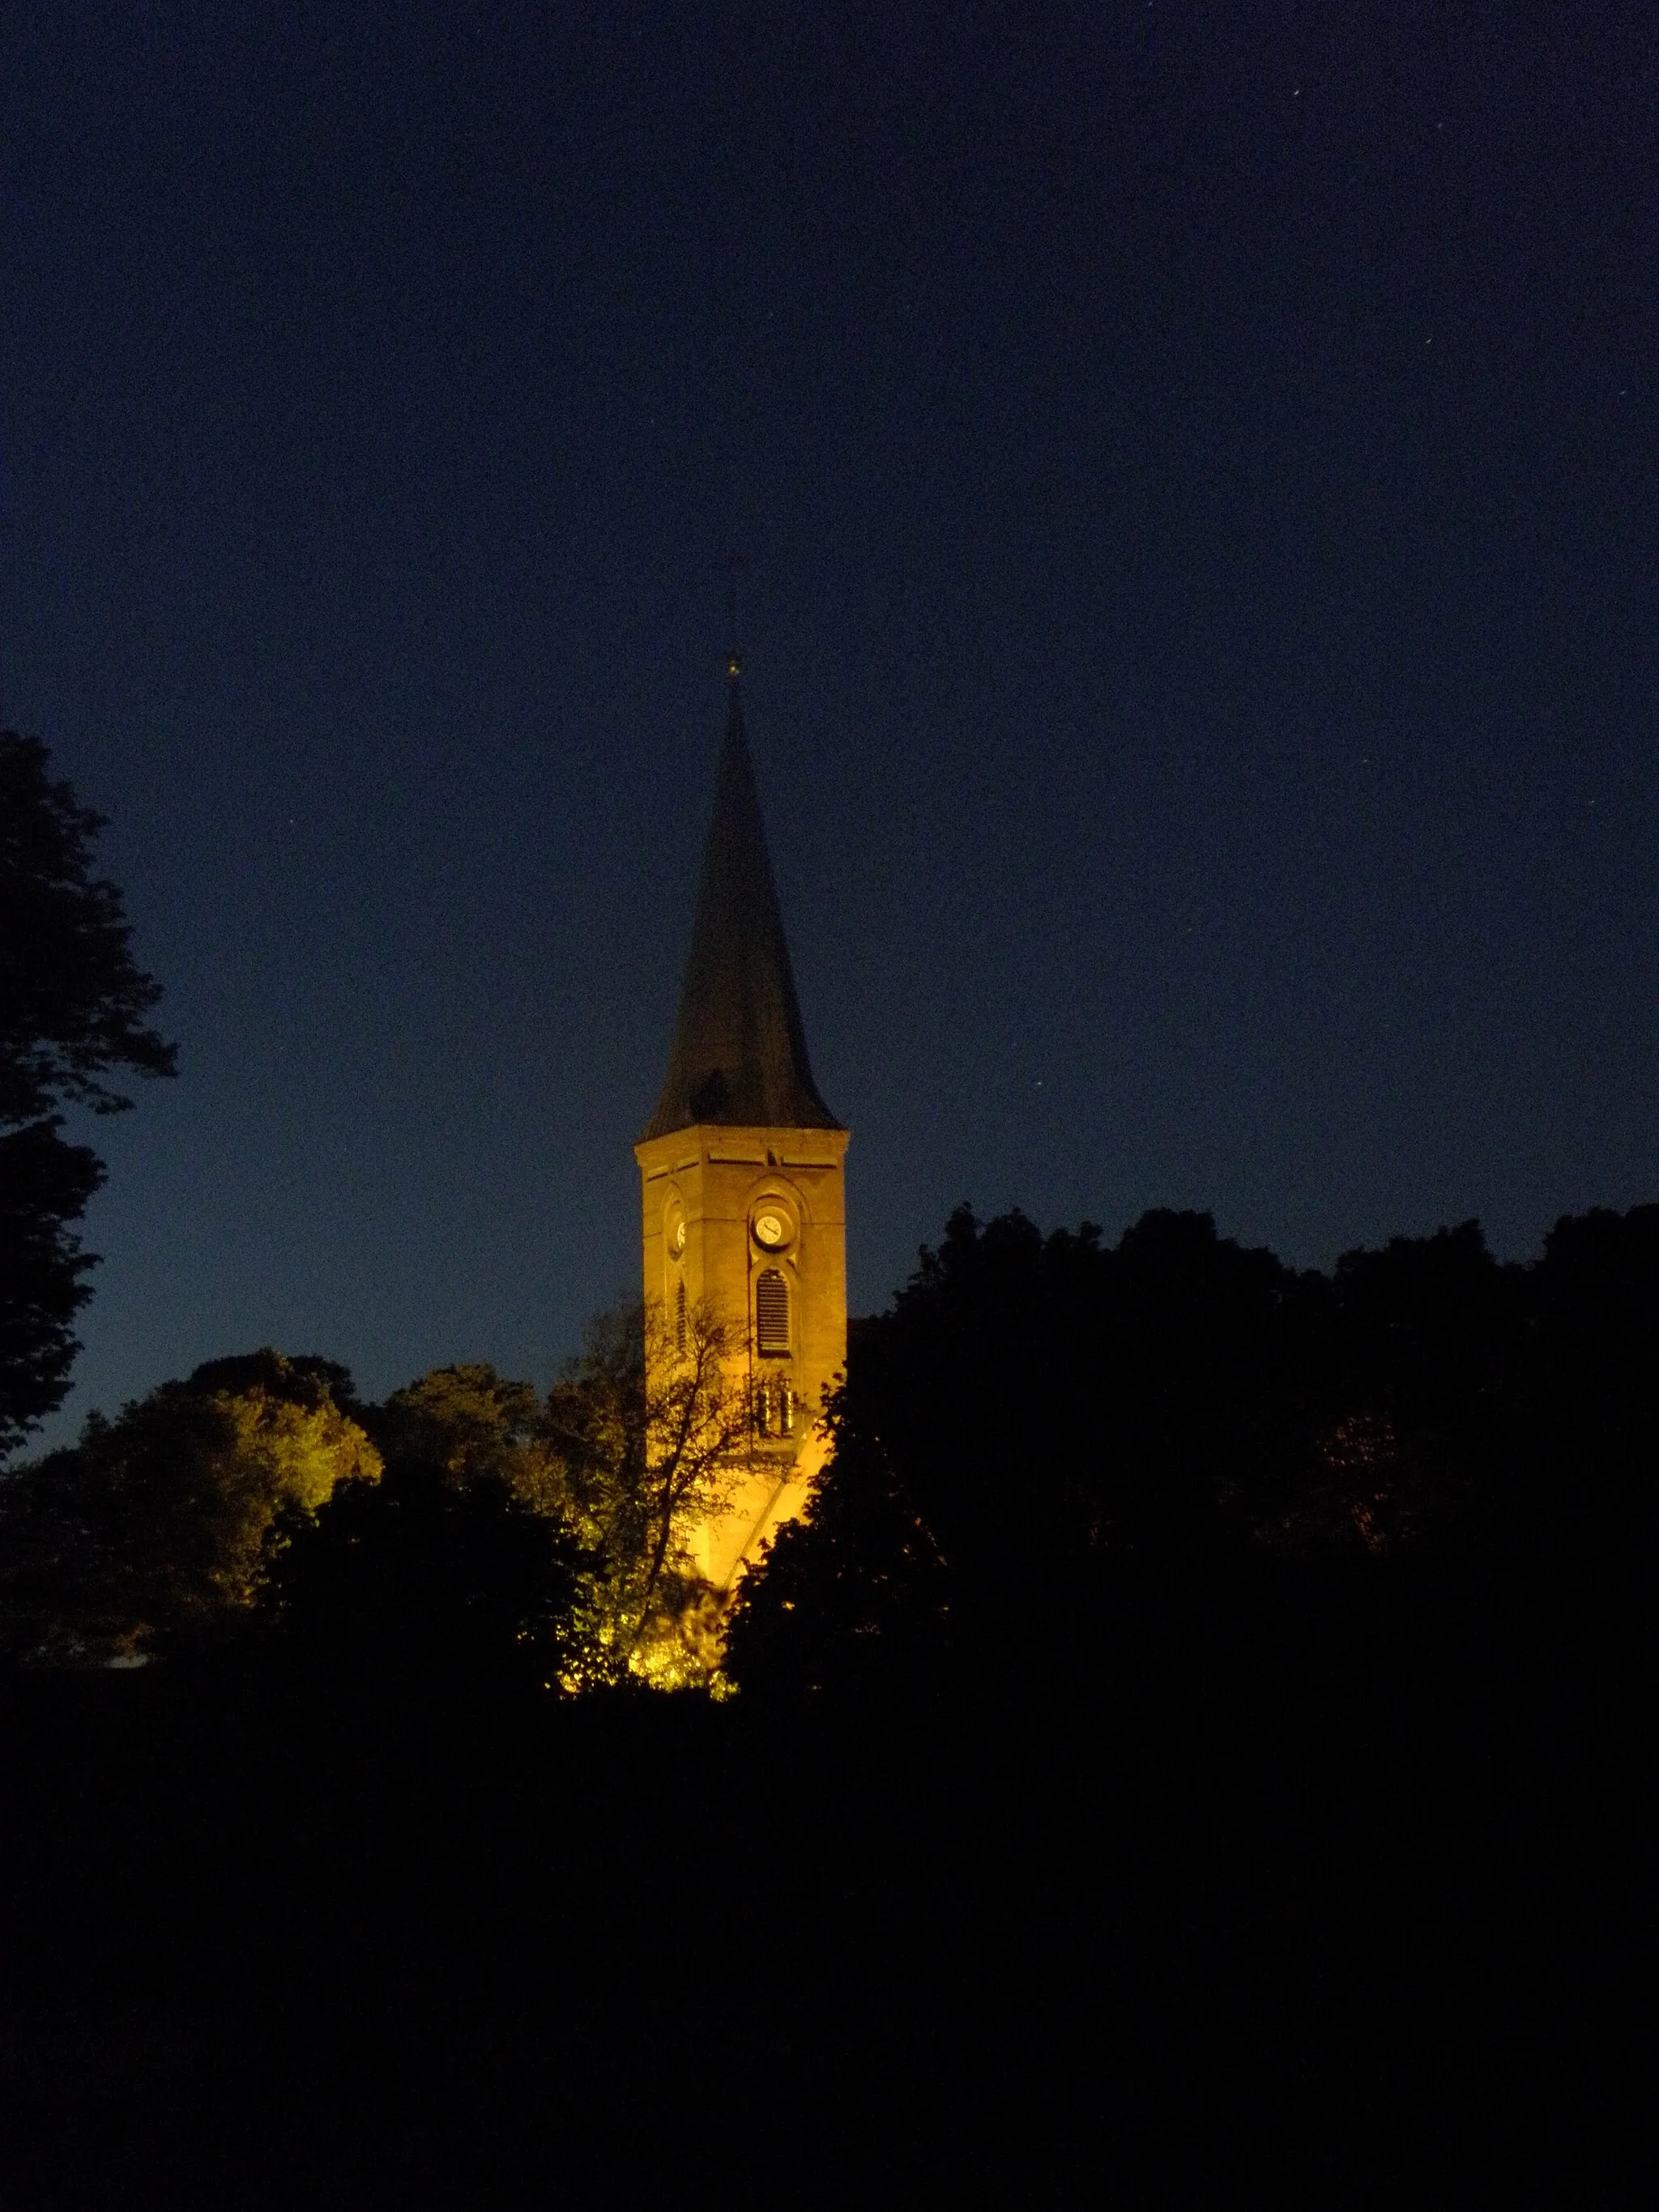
6;2;1657;1438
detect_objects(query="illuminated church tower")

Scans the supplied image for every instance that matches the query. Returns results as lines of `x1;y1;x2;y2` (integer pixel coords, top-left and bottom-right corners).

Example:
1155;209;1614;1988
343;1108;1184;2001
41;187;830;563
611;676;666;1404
633;658;850;1592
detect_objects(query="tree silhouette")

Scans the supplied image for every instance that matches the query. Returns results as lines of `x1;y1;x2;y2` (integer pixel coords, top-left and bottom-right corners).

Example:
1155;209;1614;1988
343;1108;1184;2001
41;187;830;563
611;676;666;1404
1509;1204;1659;1558
731;1205;1316;1687
1306;1221;1516;1554
1;730;176;1451
0;1120;103;1452
259;1453;577;1693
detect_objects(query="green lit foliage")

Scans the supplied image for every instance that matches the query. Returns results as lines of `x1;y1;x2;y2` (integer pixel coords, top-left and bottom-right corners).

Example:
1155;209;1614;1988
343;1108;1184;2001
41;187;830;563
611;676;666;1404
374;1362;546;1489
0;1349;377;1659
540;1298;751;1691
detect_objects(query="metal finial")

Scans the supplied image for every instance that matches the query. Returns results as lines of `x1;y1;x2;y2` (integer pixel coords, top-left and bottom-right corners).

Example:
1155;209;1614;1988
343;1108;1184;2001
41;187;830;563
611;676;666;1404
721;550;750;677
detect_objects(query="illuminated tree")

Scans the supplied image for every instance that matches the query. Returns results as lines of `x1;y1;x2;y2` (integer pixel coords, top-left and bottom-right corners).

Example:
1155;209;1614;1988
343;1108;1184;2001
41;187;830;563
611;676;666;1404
541;1297;752;1689
0;1349;378;1658
374;1362;545;1487
0;730;176;1452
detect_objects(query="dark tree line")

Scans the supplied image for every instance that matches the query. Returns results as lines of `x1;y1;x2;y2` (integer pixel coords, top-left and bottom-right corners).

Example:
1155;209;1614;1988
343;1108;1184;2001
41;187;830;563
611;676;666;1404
7;1195;1653;1694
725;1200;1659;1692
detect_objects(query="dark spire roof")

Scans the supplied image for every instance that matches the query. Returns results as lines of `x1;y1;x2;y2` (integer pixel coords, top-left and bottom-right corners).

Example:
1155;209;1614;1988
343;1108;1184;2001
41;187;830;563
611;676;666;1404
642;667;841;1141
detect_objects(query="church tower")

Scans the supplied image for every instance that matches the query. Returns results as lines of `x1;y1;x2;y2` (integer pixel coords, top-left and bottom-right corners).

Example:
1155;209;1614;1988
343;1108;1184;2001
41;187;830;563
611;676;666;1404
633;658;850;1592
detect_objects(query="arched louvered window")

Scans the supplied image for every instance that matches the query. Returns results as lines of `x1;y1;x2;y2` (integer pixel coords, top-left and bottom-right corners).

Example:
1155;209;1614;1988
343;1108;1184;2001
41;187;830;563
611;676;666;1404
755;1268;790;1355
675;1279;687;1354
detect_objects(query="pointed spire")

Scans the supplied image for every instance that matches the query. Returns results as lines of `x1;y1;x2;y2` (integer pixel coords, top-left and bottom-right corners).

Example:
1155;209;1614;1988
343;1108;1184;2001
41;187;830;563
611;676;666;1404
642;665;840;1140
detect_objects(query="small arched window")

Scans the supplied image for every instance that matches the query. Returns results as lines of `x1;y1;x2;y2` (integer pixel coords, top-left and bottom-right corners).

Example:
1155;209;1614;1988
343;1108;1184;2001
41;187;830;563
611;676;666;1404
755;1268;790;1355
675;1278;687;1354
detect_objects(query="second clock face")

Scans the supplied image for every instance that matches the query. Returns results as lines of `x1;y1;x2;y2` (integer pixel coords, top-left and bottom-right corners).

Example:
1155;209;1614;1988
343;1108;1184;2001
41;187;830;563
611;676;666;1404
753;1211;787;1249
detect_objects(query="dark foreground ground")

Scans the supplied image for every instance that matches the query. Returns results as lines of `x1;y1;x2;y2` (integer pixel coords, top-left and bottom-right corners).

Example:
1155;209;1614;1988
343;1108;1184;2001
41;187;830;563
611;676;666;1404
2;1566;1652;2210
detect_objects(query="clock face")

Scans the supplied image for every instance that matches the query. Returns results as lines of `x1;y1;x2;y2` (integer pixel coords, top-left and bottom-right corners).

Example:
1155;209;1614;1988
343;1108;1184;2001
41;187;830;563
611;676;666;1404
753;1211;787;1249
672;1220;687;1254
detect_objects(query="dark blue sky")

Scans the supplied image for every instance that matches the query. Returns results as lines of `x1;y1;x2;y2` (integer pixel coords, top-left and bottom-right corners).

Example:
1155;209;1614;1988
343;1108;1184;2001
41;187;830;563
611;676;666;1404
6;0;1657;1436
